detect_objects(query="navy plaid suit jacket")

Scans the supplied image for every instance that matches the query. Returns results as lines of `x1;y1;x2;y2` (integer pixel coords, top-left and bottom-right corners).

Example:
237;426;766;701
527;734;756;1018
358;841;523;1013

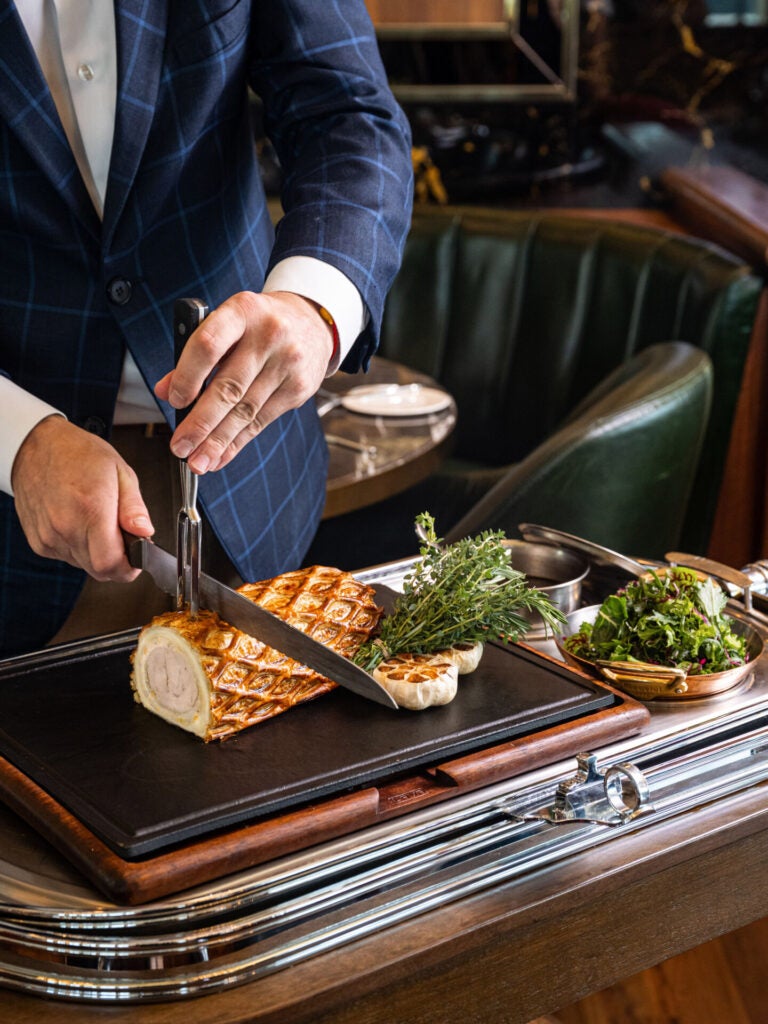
0;0;413;655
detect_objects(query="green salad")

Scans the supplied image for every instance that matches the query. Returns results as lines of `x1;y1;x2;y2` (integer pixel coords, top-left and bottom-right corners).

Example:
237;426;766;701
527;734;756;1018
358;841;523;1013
563;567;748;675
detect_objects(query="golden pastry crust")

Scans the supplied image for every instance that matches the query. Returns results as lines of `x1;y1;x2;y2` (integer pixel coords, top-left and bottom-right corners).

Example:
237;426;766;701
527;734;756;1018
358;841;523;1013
131;566;382;741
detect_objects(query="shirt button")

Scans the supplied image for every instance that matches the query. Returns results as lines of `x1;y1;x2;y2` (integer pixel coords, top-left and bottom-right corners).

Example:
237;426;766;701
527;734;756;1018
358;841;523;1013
107;277;133;305
77;63;95;82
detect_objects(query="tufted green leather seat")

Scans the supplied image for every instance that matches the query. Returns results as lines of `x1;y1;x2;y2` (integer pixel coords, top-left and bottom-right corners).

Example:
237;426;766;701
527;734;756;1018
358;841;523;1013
307;341;713;567
377;209;762;554
443;341;712;557
305;209;762;568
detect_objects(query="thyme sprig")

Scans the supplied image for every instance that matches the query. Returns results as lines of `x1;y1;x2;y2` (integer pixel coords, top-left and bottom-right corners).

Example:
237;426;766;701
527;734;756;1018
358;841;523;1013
354;513;566;672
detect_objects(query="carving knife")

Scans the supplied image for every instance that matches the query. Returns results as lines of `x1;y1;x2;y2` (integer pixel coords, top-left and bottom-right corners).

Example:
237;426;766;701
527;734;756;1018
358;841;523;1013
125;534;398;709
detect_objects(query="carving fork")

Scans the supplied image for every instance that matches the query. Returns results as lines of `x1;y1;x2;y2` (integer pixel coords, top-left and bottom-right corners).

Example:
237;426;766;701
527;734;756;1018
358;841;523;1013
173;297;209;616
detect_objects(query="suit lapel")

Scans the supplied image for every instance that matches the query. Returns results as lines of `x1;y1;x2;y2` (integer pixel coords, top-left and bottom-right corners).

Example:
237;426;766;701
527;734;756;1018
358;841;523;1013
0;1;99;240
103;0;169;247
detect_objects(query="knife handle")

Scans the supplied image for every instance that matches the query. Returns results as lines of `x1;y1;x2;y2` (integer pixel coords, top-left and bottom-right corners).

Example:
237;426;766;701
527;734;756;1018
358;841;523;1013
173;297;209;430
122;529;145;571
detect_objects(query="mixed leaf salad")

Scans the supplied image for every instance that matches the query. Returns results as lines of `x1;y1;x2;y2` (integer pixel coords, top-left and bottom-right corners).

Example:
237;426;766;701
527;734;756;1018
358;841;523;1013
354;512;566;672
563;566;748;676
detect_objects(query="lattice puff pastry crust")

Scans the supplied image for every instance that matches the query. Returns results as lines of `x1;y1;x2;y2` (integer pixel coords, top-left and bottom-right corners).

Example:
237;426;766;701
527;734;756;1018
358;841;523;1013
131;566;382;741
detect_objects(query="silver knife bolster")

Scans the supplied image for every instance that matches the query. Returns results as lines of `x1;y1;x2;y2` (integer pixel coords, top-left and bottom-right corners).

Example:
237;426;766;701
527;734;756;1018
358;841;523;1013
176;470;201;615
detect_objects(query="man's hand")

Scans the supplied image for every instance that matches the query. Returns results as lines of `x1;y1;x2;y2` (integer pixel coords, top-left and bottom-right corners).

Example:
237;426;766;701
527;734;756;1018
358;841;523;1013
154;291;335;474
11;417;154;580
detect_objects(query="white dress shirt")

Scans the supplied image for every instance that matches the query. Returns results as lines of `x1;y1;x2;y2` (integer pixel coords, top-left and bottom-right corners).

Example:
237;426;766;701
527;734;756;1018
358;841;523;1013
1;0;364;494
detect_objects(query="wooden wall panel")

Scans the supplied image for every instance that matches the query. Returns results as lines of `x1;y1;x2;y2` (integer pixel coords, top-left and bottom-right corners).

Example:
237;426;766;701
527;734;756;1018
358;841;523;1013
365;1;505;24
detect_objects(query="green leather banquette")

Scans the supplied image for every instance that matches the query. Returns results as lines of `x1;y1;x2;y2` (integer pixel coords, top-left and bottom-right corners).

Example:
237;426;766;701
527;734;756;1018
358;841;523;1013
378;209;762;553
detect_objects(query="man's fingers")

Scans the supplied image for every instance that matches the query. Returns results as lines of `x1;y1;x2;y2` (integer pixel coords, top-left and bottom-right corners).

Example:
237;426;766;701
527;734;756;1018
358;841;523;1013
100;465;155;581
183;370;277;472
168;320;225;407
203;417;265;474
163;295;252;411
118;487;155;538
157;291;333;475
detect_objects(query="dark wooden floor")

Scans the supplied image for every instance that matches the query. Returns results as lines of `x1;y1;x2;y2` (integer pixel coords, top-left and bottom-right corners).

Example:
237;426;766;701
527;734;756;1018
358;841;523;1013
530;914;768;1024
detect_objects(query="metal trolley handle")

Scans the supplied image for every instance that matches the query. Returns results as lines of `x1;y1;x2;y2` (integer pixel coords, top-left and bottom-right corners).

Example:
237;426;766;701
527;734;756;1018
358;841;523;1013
516;752;654;827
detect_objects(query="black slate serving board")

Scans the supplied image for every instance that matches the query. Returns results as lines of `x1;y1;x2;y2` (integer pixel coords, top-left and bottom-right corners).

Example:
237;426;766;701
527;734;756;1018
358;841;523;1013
0;625;613;859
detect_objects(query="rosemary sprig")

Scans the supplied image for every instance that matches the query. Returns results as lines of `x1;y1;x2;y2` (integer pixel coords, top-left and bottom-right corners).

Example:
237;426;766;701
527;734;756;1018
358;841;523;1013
354;512;566;672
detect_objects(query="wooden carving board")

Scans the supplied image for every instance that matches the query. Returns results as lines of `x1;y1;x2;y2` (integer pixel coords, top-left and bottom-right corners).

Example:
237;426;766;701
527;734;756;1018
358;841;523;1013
0;638;648;904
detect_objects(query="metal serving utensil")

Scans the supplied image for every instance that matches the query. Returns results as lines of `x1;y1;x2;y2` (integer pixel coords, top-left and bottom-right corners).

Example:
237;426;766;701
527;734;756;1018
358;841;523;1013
519;524;766;618
518;523;647;576
665;551;757;613
173;297;209;616
324;433;378;456
315;387;344;418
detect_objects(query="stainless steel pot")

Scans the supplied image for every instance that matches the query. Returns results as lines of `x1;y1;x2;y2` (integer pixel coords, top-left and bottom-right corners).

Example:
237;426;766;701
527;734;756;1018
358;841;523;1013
503;540;590;637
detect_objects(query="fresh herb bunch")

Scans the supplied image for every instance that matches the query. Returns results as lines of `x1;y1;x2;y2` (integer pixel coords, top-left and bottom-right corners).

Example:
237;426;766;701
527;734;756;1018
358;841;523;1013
354;513;566;672
563;567;748;675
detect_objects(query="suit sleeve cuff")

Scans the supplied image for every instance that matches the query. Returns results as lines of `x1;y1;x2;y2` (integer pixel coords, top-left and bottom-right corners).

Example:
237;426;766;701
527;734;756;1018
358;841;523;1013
0;378;66;496
263;256;366;376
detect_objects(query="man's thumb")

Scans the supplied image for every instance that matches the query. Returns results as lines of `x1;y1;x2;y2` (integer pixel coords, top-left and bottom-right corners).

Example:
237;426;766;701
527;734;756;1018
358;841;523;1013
117;472;154;538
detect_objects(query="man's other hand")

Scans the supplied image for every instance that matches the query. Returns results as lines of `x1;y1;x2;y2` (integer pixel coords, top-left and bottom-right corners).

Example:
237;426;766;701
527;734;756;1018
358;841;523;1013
11;416;154;580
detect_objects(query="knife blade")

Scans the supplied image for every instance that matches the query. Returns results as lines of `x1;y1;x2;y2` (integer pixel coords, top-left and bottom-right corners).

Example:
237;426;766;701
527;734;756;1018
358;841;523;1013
125;534;398;708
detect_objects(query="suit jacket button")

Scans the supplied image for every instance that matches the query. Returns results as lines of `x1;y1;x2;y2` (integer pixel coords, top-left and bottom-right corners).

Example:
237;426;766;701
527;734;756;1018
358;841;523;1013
107;277;133;305
82;416;107;436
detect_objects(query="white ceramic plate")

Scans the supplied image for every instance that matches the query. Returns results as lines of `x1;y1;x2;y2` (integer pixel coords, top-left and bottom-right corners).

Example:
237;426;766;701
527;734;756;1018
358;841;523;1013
340;383;452;417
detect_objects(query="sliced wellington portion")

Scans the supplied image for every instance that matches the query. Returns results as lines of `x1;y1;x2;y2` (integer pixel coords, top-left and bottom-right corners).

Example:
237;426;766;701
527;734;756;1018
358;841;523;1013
131;566;382;741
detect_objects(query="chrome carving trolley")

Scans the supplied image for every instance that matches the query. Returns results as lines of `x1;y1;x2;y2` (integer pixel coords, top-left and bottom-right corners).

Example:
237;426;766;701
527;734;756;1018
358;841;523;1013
0;560;766;1003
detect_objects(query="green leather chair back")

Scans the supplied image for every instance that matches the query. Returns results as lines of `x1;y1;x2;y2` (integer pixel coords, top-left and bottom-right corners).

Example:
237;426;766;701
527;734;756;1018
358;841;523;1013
379;210;762;552
444;342;713;560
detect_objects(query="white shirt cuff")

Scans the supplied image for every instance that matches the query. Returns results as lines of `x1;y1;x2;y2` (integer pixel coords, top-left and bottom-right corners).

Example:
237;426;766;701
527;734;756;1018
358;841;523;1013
263;256;366;375
0;377;66;496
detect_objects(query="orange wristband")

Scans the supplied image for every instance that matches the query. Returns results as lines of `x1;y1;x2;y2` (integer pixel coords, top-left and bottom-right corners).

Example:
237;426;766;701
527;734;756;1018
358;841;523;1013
318;305;340;365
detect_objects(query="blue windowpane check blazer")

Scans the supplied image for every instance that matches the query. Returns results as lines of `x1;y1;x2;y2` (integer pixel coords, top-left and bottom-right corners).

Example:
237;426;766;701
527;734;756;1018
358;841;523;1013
0;0;413;655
